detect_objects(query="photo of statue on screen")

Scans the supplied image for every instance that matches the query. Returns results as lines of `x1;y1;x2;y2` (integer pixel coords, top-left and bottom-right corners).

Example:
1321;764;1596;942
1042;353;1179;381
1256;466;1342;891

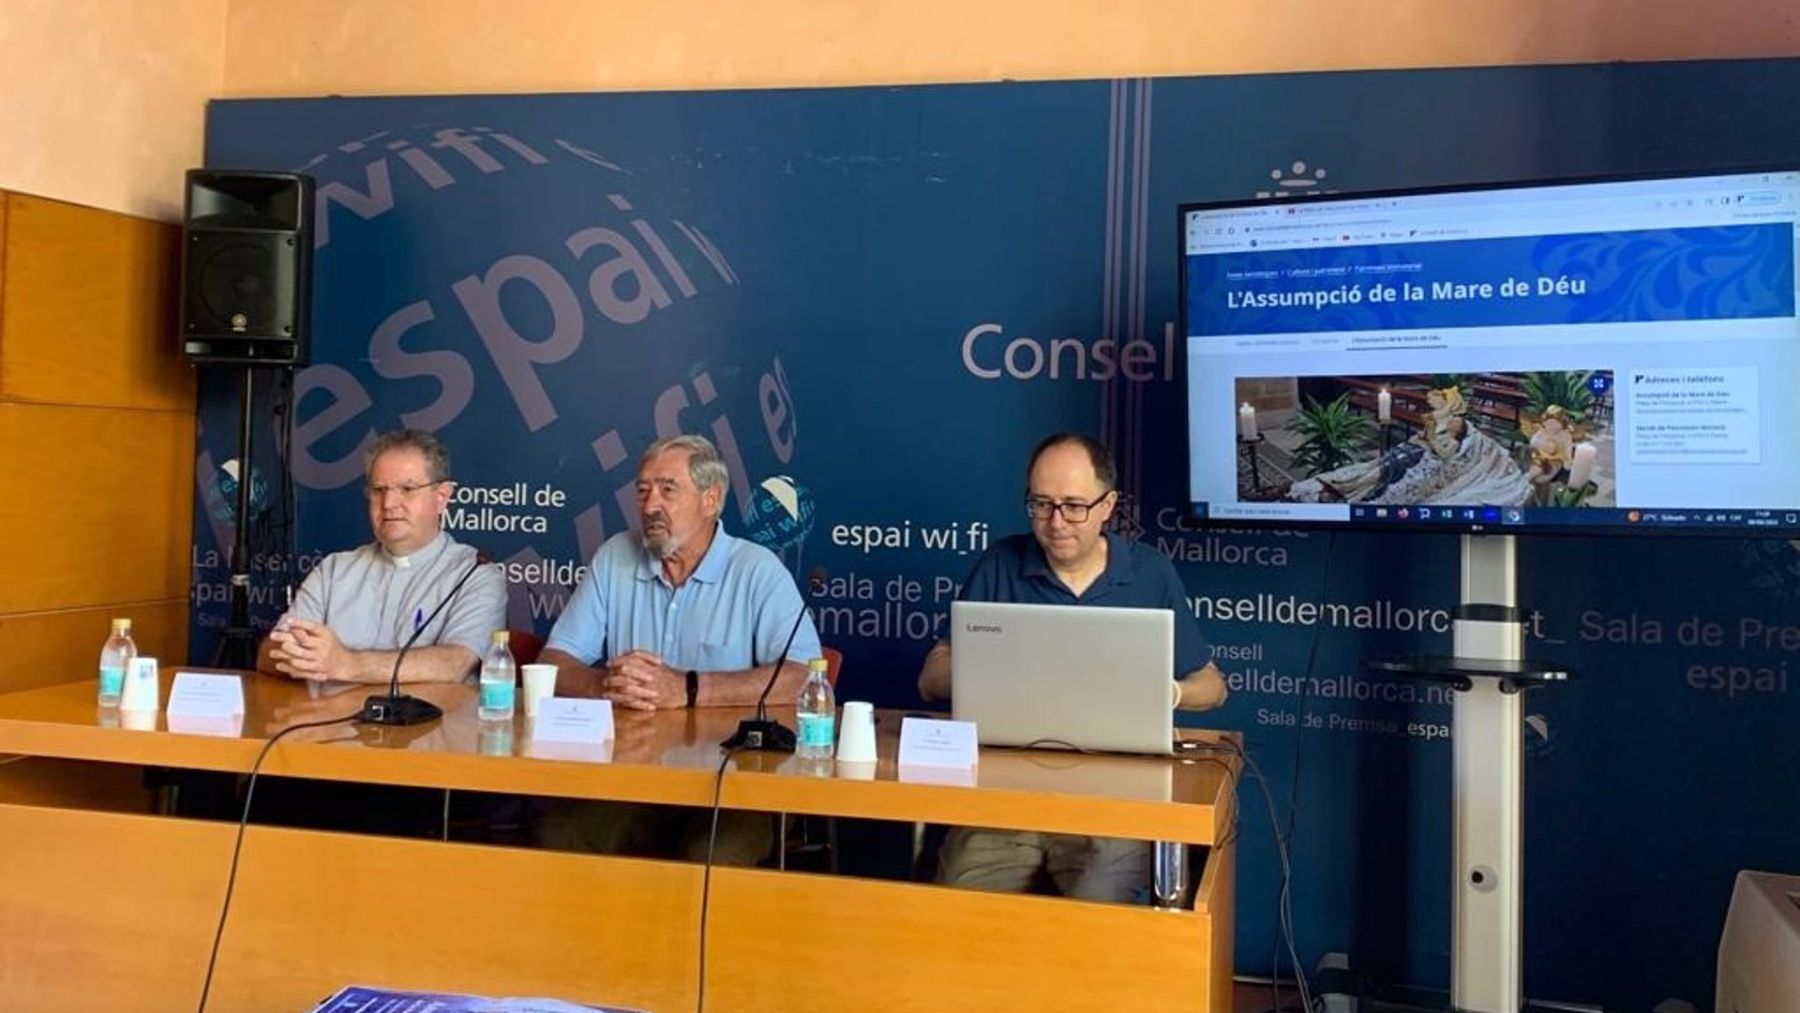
1286;386;1533;506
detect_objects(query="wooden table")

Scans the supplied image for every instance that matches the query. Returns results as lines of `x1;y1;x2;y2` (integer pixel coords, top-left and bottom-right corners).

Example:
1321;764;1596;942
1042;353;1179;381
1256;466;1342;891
0;673;1237;1012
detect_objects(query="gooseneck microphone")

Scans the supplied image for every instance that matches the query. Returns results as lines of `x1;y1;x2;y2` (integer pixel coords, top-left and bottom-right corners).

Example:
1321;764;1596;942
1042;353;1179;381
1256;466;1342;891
358;551;491;726
722;567;824;751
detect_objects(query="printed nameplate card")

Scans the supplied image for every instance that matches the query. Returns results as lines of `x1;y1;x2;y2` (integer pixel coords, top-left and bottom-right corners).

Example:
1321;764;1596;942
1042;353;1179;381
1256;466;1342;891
897;717;977;770
167;711;246;738
527;737;614;764
531;697;614;746
167;672;246;717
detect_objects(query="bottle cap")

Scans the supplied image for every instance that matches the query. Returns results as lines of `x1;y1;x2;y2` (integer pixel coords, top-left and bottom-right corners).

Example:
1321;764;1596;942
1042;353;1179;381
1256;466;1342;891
491;629;510;645
808;656;829;671
112;618;131;632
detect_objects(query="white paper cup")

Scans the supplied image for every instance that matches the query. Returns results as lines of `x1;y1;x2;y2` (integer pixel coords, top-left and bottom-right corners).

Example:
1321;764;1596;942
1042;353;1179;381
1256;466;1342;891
836;700;878;763
120;707;157;731
835;759;877;781
119;657;160;712
521;663;558;717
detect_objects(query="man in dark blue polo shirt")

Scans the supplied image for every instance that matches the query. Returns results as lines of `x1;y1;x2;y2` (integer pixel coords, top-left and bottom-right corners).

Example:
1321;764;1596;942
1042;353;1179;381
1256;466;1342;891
917;432;1226;902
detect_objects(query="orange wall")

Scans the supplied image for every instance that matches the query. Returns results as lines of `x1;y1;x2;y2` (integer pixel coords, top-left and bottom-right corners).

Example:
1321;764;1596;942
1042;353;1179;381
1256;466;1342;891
222;0;1800;97
2;1;1796;217
0;0;225;220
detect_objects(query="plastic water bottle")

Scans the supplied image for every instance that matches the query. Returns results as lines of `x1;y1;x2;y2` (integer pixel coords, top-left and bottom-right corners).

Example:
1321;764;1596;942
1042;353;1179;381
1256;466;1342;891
795;656;835;760
98;618;136;707
478;630;516;721
478;721;514;757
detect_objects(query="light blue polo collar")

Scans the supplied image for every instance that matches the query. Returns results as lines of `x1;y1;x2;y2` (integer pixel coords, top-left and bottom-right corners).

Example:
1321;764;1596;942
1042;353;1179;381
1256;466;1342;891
635;520;733;586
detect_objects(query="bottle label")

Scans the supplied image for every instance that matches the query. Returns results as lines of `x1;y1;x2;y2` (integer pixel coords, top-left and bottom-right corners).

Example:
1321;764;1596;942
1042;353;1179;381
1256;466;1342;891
798;712;835;749
481;679;515;711
99;665;124;697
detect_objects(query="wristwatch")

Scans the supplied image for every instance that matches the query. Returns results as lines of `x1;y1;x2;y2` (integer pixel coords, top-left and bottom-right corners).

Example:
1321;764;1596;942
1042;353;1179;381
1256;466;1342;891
685;669;700;709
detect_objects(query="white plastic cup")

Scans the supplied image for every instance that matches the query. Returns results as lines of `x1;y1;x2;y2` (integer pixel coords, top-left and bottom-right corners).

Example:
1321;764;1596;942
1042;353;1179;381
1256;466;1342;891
835;759;877;781
520;663;557;717
119;656;160;712
836;700;878;763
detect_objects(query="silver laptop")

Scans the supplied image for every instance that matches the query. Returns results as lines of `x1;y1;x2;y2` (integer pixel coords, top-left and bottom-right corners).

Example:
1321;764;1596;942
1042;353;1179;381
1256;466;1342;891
950;601;1175;755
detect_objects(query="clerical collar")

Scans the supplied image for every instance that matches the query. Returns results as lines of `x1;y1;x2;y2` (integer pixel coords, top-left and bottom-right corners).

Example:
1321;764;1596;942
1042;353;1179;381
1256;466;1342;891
384;531;446;569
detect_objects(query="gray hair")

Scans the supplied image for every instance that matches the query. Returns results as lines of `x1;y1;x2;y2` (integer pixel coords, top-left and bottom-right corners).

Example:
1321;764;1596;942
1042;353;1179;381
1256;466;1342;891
366;429;452;483
641;434;729;493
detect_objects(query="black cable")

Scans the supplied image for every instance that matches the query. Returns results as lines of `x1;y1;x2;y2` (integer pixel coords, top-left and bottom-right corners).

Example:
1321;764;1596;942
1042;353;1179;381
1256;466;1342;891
1021;737;1097;753
371;553;490;708
999;738;1247;900
195;713;359;1013
1012;739;1245;868
1273;668;1309;1013
247;368;298;606
695;747;739;1013
1235;967;1310;1009
267;368;298;586
1228;738;1305;1013
1231;969;1311;1013
1174;739;1247;849
1253;528;1337;1013
224;367;299;649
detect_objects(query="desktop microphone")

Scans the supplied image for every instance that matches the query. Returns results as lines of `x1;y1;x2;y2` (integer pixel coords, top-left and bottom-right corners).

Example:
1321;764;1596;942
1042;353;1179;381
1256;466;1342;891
722;567;825;751
358;551;492;726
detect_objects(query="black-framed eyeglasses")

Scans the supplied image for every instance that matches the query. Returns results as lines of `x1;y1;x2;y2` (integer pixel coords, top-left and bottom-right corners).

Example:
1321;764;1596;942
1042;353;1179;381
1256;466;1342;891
365;480;445;500
1023;491;1113;523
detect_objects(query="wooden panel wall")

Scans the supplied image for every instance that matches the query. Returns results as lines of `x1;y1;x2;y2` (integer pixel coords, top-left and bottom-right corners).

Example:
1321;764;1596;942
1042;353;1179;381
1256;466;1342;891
0;192;195;691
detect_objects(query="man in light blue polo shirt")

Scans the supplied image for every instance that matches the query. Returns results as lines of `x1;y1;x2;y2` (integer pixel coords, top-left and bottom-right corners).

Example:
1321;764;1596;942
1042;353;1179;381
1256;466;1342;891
536;433;819;862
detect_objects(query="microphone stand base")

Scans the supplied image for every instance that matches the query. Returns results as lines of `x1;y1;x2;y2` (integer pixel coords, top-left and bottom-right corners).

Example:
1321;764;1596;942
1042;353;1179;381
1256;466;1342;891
721;717;796;752
358;694;444;726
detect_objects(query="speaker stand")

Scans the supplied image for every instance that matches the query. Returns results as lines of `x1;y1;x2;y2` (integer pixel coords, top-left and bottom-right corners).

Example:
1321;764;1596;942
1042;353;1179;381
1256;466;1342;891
212;366;262;670
1366;535;1575;1013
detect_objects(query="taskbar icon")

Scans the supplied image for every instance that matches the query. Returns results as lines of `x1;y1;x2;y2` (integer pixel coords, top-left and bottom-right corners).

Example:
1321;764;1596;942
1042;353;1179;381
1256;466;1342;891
1354;503;1523;527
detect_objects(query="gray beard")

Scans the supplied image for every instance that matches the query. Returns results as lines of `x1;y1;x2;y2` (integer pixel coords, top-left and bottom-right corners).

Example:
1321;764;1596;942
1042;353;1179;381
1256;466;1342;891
642;532;679;560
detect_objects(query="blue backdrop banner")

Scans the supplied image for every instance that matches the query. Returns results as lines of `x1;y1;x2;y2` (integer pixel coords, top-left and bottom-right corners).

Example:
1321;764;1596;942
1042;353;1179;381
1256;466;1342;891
196;59;1800;1009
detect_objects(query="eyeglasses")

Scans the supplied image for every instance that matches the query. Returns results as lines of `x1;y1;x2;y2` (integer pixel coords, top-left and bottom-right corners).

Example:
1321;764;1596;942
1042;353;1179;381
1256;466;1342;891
1023;491;1113;523
365;480;444;500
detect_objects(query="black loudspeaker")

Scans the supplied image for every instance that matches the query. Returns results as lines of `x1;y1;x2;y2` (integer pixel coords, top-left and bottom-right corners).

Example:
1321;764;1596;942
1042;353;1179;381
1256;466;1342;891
181;170;314;366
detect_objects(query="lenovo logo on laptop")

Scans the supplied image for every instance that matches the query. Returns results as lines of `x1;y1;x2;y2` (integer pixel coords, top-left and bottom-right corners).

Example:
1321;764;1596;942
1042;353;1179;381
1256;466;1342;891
964;623;1003;634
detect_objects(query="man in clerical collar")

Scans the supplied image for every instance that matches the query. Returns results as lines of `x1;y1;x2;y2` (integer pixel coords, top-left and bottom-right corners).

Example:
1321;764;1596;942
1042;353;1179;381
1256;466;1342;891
535;433;820;863
259;428;505;684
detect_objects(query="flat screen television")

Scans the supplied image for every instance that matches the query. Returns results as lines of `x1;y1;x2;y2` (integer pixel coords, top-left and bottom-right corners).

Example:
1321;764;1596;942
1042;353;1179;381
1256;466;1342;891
1179;167;1800;535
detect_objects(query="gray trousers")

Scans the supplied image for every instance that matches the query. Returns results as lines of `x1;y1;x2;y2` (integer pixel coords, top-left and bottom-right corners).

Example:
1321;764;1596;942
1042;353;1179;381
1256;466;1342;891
935;827;1151;903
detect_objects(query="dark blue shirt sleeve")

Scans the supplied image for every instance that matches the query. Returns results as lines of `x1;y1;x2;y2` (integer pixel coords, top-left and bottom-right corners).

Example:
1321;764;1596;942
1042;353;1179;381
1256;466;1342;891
943;548;1004;644
1158;556;1211;677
